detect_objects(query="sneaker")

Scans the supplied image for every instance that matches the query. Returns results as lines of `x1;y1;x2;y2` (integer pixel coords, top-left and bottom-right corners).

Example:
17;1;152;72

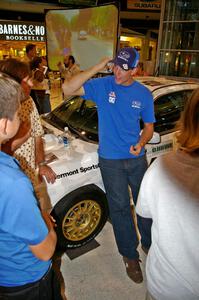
141;245;149;255
123;257;143;283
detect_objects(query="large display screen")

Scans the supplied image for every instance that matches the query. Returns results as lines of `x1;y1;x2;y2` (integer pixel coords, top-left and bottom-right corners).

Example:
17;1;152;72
45;4;119;71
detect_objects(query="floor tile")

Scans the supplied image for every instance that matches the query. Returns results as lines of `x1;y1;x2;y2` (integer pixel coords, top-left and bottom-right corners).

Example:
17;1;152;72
60;222;147;300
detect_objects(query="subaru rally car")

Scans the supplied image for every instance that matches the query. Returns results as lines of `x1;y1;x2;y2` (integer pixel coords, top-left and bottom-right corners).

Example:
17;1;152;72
42;76;199;250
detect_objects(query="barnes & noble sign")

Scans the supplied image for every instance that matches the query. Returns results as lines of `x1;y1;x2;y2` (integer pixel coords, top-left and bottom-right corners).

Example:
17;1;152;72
0;21;45;42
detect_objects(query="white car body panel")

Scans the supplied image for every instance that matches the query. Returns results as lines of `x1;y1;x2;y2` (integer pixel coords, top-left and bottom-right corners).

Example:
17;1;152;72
43;132;104;207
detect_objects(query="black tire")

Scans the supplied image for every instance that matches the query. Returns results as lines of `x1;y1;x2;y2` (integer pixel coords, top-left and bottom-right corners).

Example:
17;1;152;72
51;184;109;250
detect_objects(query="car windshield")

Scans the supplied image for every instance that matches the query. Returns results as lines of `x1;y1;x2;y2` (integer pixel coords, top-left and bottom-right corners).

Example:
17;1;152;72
44;96;99;142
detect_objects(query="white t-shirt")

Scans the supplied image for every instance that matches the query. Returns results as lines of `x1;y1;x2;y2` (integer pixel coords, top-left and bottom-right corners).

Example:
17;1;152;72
136;150;199;300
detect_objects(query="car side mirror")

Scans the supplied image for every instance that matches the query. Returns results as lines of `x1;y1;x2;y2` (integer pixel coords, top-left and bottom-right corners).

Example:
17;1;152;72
147;132;161;144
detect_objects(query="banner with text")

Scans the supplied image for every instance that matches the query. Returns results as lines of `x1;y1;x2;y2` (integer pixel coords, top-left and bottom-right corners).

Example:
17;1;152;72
127;0;161;10
0;20;45;42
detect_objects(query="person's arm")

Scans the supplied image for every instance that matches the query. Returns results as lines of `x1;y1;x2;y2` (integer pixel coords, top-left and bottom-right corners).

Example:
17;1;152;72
62;57;110;97
2;177;57;262
35;136;56;184
2;120;31;154
130;123;154;156
29;211;57;261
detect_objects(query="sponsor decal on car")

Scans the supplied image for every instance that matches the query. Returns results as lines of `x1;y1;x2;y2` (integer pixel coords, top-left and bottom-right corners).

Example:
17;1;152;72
147;140;173;157
152;142;173;153
57;163;99;179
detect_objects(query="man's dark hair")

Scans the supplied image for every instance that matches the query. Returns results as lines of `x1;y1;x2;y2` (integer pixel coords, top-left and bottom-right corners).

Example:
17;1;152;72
69;55;75;64
30;56;42;70
26;43;36;54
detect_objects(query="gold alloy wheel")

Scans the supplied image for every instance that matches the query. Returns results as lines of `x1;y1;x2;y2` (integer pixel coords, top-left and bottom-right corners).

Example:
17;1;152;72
62;199;102;241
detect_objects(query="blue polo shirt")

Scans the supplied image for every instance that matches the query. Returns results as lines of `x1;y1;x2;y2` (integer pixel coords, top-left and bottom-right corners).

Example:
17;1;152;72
83;75;155;159
0;151;50;287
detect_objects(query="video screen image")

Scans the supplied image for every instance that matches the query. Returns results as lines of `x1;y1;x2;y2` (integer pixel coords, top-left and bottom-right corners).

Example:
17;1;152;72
45;4;119;71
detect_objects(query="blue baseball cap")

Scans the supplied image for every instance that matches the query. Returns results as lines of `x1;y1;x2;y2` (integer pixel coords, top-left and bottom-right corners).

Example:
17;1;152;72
110;47;140;71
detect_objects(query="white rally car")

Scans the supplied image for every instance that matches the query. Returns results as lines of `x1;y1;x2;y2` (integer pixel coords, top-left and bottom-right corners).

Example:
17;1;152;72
42;76;199;250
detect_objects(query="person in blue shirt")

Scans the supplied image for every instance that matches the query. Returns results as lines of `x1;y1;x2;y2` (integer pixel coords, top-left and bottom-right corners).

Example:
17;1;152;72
62;47;155;284
0;72;62;299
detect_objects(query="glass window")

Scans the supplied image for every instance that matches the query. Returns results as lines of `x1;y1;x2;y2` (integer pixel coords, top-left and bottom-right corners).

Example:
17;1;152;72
159;51;199;77
161;22;199;50
164;0;199;21
159;0;199;78
154;90;193;134
44;97;99;142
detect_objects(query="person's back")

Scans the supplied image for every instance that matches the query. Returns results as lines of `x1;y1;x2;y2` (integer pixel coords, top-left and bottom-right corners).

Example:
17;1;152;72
0;153;51;286
138;152;199;300
136;88;199;300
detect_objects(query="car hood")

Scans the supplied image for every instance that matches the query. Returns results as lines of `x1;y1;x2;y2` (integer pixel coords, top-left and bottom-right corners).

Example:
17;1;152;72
44;133;98;164
43;129;102;206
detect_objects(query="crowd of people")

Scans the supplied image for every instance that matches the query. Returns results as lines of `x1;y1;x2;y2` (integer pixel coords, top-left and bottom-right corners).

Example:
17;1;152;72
0;43;198;300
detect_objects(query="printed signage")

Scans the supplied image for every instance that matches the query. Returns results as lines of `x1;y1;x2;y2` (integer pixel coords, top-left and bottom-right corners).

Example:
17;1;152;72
127;0;161;10
57;163;99;179
0;20;45;42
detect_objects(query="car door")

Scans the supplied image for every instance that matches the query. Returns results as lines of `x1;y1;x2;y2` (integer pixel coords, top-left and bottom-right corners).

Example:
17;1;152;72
146;89;194;162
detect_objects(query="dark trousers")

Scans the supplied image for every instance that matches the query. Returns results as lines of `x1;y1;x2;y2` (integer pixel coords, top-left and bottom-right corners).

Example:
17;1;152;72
99;155;152;259
30;89;41;114
0;266;62;300
32;90;51;115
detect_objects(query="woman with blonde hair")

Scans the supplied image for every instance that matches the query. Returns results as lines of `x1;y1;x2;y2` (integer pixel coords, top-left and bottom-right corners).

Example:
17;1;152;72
136;88;199;300
176;88;199;154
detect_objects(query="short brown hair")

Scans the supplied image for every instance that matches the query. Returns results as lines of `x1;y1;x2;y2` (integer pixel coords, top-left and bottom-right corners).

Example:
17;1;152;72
0;58;31;83
0;72;22;120
26;43;36;54
176;88;199;154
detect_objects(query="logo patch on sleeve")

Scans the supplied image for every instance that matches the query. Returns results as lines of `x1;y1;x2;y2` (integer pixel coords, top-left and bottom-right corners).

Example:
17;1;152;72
131;100;141;109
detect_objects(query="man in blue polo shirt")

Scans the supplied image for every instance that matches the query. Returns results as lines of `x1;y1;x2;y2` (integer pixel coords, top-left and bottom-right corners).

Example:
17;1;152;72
0;73;61;299
63;47;155;283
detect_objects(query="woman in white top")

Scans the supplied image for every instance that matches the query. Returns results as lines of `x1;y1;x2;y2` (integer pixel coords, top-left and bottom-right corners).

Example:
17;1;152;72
136;88;199;300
